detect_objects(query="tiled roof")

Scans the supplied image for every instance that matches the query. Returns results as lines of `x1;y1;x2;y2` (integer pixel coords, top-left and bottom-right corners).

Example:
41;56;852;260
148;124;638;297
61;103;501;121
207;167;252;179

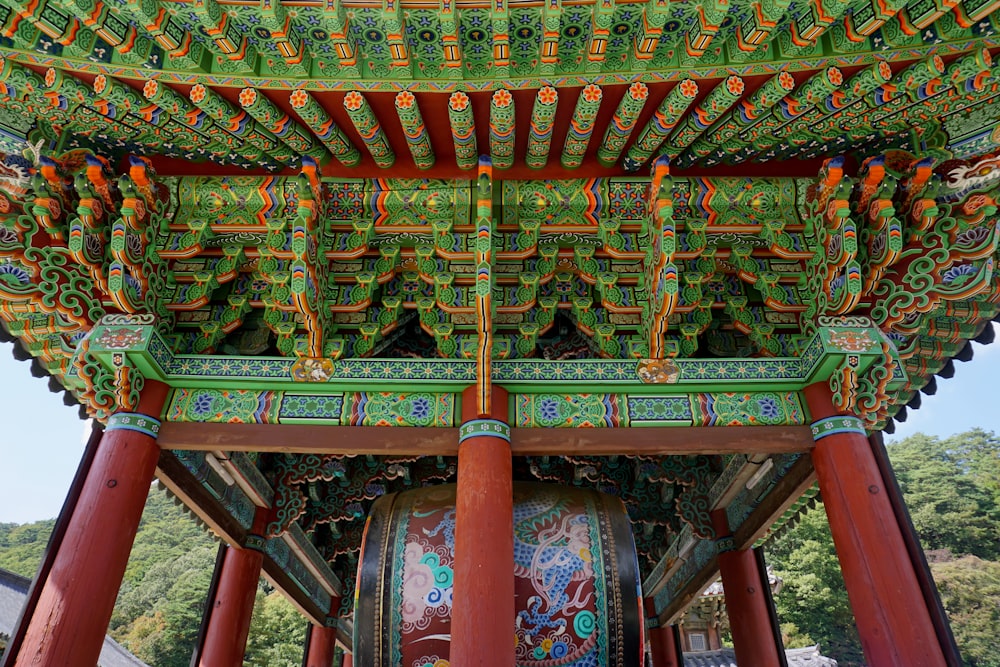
0;570;26;643
683;646;837;667
0;568;150;667
784;646;840;667
700;569;781;599
684;648;738;667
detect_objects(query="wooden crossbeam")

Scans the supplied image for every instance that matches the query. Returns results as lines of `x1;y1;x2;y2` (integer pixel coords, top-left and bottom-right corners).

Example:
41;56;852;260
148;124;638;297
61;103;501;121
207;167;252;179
734;454;817;549
158;422;815;456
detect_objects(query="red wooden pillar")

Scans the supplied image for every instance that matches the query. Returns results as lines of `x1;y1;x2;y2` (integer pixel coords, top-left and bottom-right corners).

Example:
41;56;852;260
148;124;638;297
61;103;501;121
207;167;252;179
451;385;515;667
305;624;339;667
198;509;268;667
711;510;783;666
648;623;682;667
305;595;341;667
805;382;947;667
13;381;169;667
341;653;354;667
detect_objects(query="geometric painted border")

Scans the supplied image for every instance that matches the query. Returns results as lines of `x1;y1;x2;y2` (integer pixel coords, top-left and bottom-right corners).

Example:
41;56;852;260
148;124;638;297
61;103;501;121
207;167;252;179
810;415;867;440
458;419;511;443
105;413;162;438
164;388;810;428
139;325;859;389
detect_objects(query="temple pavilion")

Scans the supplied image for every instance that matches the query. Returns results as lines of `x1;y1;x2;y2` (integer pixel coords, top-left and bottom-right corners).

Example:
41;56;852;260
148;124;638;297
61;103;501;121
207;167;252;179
0;0;997;663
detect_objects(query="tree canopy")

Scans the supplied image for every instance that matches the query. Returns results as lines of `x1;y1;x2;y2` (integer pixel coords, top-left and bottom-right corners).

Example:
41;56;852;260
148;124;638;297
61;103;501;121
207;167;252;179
930;555;1000;667
889;429;1000;560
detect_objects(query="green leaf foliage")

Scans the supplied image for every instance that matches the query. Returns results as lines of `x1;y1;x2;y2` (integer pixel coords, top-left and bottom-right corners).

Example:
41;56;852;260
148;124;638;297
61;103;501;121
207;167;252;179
107;485;218;666
888;429;1000;561
768;503;865;666
0;520;55;578
930;555;1000;667
245;588;310;667
110;543;216;666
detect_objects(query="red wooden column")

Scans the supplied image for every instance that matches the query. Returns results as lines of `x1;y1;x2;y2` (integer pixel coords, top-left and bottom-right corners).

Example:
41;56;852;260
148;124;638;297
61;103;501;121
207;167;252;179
451;385;515;667
341;653;354;667
198;508;268;667
304;596;341;667
305;624;339;667
13;381;169;667
711;510;783;666
648;623;682;667
805;382;947;667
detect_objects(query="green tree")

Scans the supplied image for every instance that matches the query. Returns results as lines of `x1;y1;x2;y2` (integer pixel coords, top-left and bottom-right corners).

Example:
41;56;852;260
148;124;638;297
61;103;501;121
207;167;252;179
245;587;308;666
0;520;54;577
121;485;218;586
930;555;1000;667
768;504;864;666
767;429;1000;667
888;431;1000;560
0;482;320;667
110;544;216;667
115;611;168;661
940;429;1000;497
104;483;218;667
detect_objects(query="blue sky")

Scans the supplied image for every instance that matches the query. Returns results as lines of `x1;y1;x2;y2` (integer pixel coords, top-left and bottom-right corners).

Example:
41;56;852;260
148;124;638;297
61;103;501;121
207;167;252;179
1;325;998;524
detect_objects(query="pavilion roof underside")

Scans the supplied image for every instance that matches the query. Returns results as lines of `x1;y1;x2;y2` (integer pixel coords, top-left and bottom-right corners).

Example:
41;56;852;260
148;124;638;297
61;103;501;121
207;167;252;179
156;432;818;621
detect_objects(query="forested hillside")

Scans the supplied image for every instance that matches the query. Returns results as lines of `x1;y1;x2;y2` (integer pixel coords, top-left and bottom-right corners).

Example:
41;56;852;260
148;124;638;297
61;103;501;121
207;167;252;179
0;519;55;578
0;485;307;667
768;428;1000;667
2;429;997;666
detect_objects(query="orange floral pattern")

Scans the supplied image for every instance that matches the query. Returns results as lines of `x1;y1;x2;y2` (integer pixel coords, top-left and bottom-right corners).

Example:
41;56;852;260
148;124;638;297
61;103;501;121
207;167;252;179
582;84;602;103
238;87;257;107
344;91;364;111
289;89;308;108
395;90;415;109
492;88;513;107
190;84;207;104
449;91;469;111
628;81;648;100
